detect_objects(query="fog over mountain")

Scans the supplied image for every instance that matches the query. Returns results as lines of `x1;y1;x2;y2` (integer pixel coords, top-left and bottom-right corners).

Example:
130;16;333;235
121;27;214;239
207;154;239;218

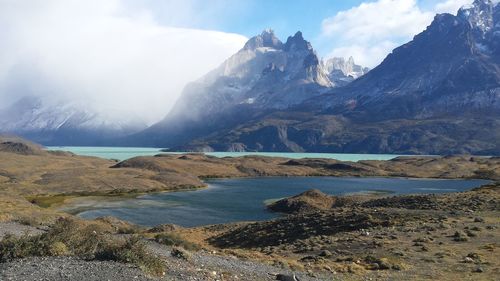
0;0;247;125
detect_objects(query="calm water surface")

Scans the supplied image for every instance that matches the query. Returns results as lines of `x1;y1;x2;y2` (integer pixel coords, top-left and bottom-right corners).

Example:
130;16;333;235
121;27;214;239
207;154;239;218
46;146;407;162
74;177;489;227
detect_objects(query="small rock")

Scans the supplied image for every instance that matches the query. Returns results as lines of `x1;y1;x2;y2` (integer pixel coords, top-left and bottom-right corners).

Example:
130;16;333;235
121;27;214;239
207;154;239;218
464;257;474;263
453;231;469;242
276;274;300;281
465;230;477;237
171;247;191;260
473;266;484;273
319;250;332;257
392;264;402;270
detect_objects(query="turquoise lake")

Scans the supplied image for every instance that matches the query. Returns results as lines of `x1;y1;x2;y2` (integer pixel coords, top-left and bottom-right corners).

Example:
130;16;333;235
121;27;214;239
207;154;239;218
49;147;485;227
73;177;489;227
47;146;406;162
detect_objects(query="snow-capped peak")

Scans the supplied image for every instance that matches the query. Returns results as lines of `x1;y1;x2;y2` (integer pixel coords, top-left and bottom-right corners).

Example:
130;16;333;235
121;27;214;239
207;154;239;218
458;0;496;32
167;30;339;120
0;95;146;135
323;56;369;86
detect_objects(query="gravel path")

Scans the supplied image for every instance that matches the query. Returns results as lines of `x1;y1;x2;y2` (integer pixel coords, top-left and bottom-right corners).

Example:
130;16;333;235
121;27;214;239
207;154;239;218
0;222;45;239
0;257;157;281
0;246;329;281
144;240;329;281
0;223;330;281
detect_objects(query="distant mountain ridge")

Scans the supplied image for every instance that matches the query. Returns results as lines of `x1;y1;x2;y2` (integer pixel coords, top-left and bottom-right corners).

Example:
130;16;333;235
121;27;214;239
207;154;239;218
0;96;146;145
2;1;498;155
131;30;368;147
305;0;500;120
323;57;369;86
149;0;499;155
0;30;367;147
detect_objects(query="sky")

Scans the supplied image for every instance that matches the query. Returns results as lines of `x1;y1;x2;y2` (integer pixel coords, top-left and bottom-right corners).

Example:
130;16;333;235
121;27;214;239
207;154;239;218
0;0;474;125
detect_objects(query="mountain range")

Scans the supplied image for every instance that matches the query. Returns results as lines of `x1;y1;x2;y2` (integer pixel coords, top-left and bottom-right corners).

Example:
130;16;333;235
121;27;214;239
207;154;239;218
0;96;146;145
136;0;500;155
1;0;499;155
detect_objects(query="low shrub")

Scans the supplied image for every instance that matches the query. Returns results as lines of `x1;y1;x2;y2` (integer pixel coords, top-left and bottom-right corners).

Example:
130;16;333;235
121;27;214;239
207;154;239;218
0;234;46;262
0;218;165;276
171;247;192;260
155;232;201;251
97;236;165;276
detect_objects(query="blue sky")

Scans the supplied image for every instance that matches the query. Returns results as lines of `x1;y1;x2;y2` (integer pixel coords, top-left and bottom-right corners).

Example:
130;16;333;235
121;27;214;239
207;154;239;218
125;0;372;54
125;0;472;66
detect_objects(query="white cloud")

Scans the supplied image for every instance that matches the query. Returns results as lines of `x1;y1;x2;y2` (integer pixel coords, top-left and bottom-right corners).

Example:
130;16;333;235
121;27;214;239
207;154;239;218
321;0;473;68
434;0;473;14
0;0;247;124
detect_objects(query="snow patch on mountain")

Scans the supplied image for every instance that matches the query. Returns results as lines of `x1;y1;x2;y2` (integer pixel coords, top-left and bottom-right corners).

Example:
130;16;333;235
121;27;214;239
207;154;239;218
323;57;369;86
0;96;146;136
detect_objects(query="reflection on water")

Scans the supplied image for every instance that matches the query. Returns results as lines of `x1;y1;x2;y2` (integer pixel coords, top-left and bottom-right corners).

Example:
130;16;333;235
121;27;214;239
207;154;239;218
72;177;489;227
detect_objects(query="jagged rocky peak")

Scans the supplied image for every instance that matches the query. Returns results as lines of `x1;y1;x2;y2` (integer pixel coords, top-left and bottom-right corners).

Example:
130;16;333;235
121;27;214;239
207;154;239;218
324;56;369;79
243;29;283;50
284;31;312;52
458;0;496;32
322;56;369;86
165;29;335;122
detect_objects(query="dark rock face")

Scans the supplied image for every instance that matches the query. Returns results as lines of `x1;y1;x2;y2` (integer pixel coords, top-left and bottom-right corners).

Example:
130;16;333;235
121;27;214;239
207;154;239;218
283;31;312;52
309;0;500;120
0;141;40;155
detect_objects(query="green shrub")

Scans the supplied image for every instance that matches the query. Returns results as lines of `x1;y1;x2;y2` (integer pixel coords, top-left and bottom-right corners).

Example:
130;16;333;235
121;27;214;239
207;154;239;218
171;247;192;260
0;234;46;262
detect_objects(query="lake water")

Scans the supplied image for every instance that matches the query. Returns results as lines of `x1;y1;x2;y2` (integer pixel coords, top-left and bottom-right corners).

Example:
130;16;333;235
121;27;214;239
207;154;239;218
47;146;407;162
74;177;489;227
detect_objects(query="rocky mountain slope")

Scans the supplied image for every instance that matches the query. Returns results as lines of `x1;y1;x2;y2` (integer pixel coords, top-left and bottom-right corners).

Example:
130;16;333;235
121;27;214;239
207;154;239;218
159;0;500;154
307;0;500;119
0;96;147;145
130;30;367;148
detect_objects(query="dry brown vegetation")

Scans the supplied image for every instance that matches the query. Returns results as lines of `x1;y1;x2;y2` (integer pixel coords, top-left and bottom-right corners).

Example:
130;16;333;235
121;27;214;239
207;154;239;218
0;217;165;275
2;136;497;225
0;137;499;280
160;183;500;281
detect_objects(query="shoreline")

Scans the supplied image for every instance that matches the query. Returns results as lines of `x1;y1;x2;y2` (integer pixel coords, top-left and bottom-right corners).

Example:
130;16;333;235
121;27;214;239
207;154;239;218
55;176;492;227
2;143;498;225
29;172;496;216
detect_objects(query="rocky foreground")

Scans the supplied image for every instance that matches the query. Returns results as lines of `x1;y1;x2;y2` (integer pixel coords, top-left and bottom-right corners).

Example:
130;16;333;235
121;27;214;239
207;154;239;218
182;182;499;281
